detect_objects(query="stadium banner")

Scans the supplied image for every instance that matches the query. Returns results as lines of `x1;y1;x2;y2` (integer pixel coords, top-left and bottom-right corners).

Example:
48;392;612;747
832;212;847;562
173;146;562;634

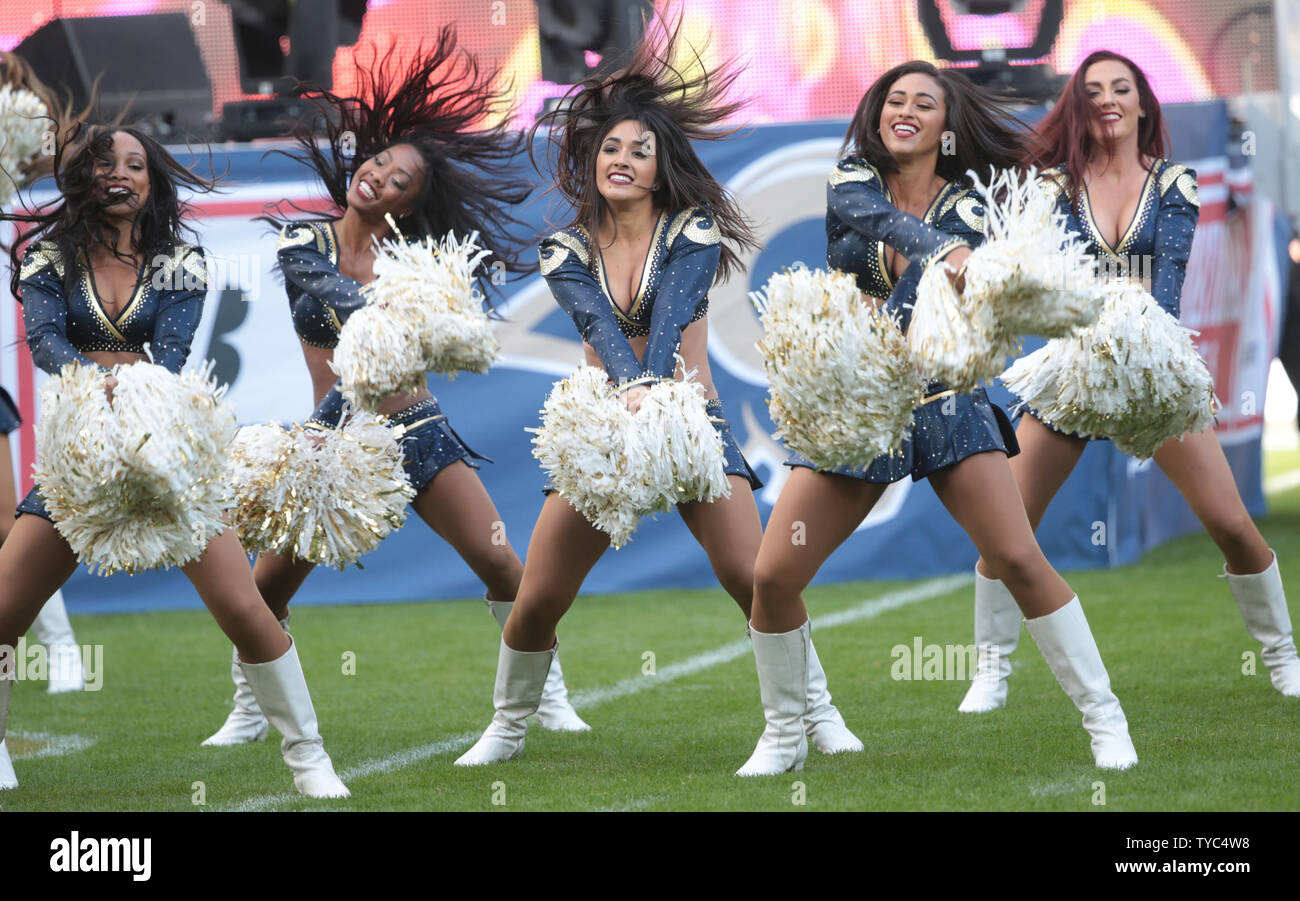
0;100;1284;614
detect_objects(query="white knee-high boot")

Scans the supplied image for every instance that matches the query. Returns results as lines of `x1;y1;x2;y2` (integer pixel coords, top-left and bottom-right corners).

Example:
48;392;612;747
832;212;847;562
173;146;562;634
737;621;810;777
0;679;15;790
0;739;14;790
237;637;349;798
486;599;589;732
1224;551;1300;697
958;569;1021;713
30;590;84;694
802;629;864;754
202;617;289;746
455;638;554;766
1024;598;1137;770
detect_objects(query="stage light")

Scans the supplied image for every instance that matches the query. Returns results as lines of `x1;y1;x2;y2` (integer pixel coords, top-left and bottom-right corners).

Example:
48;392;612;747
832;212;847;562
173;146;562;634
219;0;366;141
949;1;1028;14
917;0;1067;103
228;0;366;95
536;0;655;84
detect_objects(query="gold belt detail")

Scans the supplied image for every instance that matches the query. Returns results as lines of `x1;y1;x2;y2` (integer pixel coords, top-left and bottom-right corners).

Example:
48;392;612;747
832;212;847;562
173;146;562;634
920;389;958;406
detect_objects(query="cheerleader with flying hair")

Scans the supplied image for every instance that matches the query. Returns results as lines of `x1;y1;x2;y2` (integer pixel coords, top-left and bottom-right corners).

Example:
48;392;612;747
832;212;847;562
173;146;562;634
739;61;1138;775
0;118;348;797
201;28;591;749
958;50;1300;713
455;17;864;767
0;50;89;791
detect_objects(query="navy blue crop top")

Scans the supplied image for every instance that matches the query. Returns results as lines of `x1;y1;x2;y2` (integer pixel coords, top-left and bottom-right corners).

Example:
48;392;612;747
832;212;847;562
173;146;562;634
825;156;986;330
538;207;719;384
1039;160;1200;317
277;220;366;349
19;240;207;375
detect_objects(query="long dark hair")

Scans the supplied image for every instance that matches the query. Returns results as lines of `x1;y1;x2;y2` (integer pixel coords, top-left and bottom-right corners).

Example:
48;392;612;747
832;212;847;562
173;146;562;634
530;15;759;283
844;60;1028;186
5;122;217;298
1024;50;1169;204
266;27;535;277
1;49;101;249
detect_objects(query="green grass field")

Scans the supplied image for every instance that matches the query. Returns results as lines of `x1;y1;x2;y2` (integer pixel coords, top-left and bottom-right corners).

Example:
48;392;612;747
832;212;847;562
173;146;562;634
5;449;1300;812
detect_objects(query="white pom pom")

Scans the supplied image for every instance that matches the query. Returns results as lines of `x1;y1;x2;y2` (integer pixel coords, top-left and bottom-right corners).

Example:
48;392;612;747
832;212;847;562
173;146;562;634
999;279;1219;459
530;364;728;548
33;362;238;575
909;258;1012;393
963;167;1104;338
631;377;731;514
752;267;923;469
333;227;499;410
330;303;429;404
226;411;414;568
0;86;48;204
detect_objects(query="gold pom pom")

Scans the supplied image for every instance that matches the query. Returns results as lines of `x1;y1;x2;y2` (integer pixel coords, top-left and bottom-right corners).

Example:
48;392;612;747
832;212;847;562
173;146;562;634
752;267;923;469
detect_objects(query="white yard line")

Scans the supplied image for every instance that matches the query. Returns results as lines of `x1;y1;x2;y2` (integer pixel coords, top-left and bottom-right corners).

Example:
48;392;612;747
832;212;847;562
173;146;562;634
220;573;971;811
1264;468;1300;496
7;730;96;759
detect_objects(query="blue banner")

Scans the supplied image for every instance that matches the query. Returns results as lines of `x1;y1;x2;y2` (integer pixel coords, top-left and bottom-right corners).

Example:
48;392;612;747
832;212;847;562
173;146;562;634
43;101;1274;614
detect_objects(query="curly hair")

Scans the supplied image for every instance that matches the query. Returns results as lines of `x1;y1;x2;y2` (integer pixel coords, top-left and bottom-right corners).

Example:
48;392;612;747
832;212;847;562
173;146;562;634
529;14;759;283
844;60;1029;187
4;122;218;298
264;26;535;278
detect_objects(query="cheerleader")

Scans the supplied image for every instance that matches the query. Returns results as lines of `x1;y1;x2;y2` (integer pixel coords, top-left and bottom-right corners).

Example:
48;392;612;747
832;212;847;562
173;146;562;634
0;52;84;698
958;50;1300;712
740;61;1138;775
455;20;862;767
0;49;87;791
201;31;590;747
0;122;348;797
0;392;85;791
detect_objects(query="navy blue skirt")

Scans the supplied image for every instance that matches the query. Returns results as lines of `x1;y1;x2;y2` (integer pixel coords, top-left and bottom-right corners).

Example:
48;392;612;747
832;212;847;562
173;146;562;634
390;396;488;495
0;387;20;435
788;385;1019;484
16;486;49;521
708;398;763;491
1008;395;1104;443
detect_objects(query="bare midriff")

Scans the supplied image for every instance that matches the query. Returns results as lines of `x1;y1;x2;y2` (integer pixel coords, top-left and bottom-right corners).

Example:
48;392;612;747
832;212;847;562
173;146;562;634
580;314;718;401
87;350;149;369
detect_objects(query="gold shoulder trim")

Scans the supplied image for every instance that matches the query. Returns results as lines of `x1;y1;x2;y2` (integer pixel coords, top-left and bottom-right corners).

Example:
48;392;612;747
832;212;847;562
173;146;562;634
539;230;590;276
277;222;322;253
673;208;720;246
553;230;591;265
155;244;208;288
665;208;691;247
828;158;880;188
1037;168;1069;203
954;194;985;234
1157;162;1186;196
180;245;209;288
1159;163;1199;207
20;241;64;281
931;186;984;235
